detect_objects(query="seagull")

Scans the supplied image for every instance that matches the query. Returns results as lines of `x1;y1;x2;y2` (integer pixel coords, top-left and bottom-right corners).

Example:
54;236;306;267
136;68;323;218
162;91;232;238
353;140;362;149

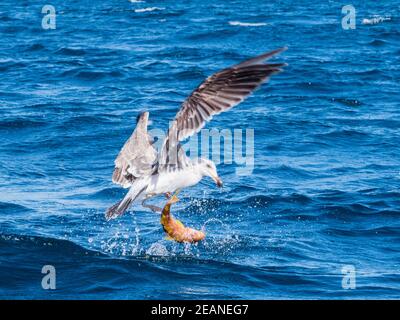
106;47;287;220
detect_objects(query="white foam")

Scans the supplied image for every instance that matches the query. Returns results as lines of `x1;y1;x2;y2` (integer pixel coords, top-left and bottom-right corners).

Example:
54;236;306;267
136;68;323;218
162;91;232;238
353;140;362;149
229;21;267;27
129;0;144;3
146;242;170;256
362;16;391;25
134;7;164;13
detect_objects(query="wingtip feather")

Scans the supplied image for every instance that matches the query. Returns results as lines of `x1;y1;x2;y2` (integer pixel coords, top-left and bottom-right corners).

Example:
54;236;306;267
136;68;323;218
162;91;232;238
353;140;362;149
235;47;288;68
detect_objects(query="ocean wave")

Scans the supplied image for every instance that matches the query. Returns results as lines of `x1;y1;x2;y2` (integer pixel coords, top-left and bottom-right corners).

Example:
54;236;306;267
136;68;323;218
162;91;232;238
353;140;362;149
362;16;391;25
331;97;362;106
0;233;319;273
0;118;48;130
68;187;125;200
57;115;112;128
245;193;312;207
368;39;388;46
0;202;32;214
321;204;400;220
94;187;125;198
186;29;238;41
314;129;370;140
55;47;87;56
228;21;267;27
60;69;123;81
24;43;46;52
0;233;102;257
172;68;206;80
186;193;313;212
0;231;241;267
324;226;399;237
134;7;164;13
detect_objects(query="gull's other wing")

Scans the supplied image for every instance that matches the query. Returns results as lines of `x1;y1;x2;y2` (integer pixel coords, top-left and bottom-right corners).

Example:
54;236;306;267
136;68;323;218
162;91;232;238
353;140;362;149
158;47;287;170
112;112;157;187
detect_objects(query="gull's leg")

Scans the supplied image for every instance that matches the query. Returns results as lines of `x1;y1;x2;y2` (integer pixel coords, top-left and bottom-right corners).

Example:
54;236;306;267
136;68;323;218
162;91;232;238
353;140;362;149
141;197;162;213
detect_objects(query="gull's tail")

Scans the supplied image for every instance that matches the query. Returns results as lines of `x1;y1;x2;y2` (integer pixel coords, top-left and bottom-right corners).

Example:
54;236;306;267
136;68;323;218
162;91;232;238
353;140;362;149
105;181;147;221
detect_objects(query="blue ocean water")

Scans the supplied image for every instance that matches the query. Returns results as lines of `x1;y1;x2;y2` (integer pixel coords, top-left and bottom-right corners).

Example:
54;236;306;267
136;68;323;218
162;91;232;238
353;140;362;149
1;0;399;299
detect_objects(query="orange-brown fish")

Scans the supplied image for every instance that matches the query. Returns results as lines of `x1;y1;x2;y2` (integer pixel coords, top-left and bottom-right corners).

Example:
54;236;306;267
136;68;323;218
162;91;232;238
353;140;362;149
161;195;205;243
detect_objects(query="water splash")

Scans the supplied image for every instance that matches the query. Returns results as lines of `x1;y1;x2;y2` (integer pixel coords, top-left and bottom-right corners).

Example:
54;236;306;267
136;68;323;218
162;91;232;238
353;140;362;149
146;241;170;256
201;218;241;255
99;219;141;257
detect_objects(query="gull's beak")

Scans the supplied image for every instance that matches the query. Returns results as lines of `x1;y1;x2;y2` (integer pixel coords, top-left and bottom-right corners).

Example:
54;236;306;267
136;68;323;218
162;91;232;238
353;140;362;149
212;175;223;188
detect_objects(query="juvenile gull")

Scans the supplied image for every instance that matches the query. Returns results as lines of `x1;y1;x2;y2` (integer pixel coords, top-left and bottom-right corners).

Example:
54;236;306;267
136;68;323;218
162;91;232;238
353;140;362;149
106;47;287;220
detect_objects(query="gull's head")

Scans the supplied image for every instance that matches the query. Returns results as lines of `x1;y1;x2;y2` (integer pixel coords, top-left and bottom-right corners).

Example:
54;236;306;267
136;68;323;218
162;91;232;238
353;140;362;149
197;158;223;188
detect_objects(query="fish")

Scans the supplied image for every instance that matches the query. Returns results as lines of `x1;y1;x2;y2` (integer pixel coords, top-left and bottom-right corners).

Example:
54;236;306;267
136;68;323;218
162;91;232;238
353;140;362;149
160;195;205;243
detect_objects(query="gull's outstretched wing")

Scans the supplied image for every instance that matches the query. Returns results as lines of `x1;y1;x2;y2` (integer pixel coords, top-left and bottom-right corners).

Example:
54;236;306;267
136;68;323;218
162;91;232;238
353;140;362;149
157;47;287;170
112;112;157;188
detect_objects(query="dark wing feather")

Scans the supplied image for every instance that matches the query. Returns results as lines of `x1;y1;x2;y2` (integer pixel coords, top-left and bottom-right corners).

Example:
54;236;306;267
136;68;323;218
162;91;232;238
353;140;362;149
157;47;287;170
174;47;287;141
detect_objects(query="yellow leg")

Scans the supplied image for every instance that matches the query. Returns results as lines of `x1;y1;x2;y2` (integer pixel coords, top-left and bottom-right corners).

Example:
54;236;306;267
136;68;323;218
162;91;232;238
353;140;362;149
167;189;181;204
142;197;162;213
